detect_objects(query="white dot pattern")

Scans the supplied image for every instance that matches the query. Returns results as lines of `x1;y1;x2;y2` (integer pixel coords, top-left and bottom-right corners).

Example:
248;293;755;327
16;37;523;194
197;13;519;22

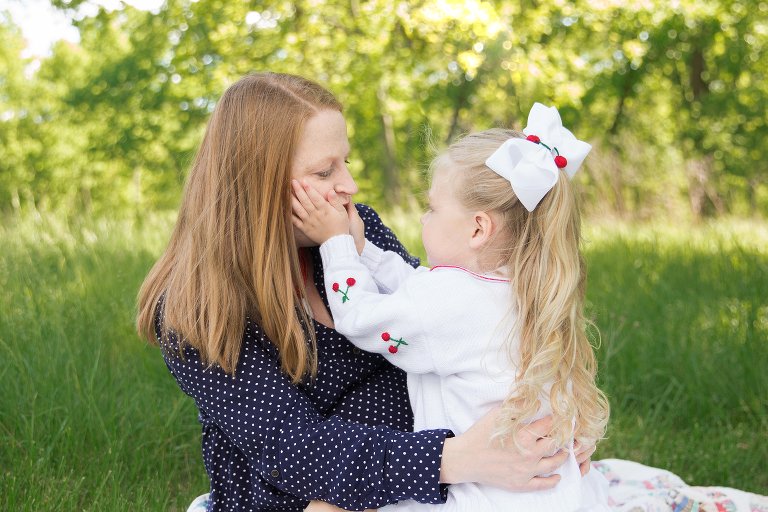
160;205;451;511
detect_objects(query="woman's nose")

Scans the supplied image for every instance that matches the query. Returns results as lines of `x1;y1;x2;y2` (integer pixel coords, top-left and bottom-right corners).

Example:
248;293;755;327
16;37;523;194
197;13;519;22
334;165;359;197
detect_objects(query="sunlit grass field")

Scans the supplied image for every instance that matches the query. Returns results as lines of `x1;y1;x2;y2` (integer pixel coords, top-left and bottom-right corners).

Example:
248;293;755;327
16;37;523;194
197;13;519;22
1;213;767;510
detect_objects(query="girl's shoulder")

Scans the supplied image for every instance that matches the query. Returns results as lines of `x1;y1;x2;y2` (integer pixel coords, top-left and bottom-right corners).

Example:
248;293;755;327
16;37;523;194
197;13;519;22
403;265;509;307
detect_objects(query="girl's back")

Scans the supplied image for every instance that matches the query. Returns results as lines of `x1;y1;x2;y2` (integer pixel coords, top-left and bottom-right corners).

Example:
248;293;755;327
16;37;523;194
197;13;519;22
297;104;610;512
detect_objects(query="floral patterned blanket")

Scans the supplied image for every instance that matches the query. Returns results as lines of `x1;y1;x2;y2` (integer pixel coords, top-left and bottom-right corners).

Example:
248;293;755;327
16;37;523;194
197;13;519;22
595;459;768;512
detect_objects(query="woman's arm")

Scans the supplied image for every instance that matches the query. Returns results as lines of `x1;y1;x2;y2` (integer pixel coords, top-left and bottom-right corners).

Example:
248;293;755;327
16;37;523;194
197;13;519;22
162;325;451;511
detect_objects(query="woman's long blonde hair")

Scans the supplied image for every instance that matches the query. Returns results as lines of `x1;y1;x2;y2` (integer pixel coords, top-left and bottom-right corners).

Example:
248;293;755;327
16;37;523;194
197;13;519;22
136;72;342;383
433;129;609;449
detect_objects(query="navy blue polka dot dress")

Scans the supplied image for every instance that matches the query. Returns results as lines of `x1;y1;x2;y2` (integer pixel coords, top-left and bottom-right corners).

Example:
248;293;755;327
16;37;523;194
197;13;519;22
159;205;452;512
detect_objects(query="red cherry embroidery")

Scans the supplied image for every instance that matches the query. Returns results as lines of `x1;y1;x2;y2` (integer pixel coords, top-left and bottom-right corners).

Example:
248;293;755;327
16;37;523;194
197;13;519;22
333;277;356;303
554;155;568;168
526;135;541;143
382;332;407;354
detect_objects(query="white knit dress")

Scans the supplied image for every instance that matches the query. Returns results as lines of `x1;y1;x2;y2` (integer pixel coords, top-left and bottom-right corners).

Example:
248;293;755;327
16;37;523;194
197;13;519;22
319;235;611;512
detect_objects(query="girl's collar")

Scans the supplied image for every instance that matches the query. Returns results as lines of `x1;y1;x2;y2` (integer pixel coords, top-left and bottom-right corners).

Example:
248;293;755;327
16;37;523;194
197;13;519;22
428;265;510;282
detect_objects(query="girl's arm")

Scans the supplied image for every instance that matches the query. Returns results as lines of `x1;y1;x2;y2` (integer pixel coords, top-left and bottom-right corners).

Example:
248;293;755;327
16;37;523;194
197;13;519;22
353;203;425;294
320;234;438;374
359;237;428;294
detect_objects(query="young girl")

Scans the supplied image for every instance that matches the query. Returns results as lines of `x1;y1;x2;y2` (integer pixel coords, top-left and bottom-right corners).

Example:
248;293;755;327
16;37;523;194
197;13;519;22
292;104;611;512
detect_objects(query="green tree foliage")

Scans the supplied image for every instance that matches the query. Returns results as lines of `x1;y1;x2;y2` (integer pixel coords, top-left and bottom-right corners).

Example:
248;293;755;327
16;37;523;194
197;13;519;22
1;0;766;218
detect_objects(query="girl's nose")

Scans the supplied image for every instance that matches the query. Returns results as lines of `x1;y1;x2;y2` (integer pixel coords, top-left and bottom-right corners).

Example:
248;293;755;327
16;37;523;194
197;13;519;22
420;212;428;225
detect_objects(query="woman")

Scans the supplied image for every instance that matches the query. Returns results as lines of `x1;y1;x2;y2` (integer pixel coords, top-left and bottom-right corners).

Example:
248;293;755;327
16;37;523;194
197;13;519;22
136;72;595;511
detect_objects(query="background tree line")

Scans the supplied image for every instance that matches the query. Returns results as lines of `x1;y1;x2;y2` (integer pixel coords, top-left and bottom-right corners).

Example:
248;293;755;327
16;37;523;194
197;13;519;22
1;0;766;220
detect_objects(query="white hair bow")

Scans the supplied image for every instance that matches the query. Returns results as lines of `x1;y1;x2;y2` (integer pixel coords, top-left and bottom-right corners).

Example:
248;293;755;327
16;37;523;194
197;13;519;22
485;103;592;211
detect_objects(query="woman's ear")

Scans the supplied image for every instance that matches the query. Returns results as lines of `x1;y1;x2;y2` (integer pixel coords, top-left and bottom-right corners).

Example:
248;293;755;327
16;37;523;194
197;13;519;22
469;211;495;250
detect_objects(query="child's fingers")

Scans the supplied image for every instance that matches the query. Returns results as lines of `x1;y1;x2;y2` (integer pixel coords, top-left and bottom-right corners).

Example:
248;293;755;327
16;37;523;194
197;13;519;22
292;180;317;214
291;194;309;220
345;200;359;219
327;190;346;214
302;180;333;211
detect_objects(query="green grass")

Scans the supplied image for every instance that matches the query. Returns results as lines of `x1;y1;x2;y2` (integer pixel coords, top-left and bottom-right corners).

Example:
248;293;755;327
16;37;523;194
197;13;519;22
0;214;208;511
1;214;767;510
582;221;768;491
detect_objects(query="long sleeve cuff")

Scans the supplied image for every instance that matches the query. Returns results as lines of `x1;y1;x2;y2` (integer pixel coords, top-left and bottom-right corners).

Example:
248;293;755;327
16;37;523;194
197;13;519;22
383;428;452;505
319;234;359;265
360;239;385;273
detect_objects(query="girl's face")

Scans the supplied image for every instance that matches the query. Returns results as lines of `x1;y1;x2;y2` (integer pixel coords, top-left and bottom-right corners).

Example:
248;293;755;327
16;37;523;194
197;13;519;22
420;170;478;269
292;109;358;247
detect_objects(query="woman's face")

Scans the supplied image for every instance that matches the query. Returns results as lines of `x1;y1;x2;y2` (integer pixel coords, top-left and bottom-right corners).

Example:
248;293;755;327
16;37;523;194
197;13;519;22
292;109;358;247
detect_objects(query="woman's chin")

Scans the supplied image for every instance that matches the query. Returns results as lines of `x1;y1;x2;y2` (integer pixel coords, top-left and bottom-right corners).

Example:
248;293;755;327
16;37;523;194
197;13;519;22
293;228;320;248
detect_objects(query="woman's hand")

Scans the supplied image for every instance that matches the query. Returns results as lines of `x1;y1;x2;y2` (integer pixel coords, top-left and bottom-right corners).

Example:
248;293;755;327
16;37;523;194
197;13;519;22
440;407;568;492
292;180;350;245
574;440;597;477
345;202;366;255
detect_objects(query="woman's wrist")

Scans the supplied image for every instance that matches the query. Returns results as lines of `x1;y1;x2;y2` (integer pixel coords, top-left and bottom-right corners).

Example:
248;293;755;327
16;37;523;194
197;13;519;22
439;434;471;484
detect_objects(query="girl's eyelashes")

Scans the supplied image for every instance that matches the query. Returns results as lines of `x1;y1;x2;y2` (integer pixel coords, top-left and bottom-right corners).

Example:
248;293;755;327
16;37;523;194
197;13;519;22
345;159;350;164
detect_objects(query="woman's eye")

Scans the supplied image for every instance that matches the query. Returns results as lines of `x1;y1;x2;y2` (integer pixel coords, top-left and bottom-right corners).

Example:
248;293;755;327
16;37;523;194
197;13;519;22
317;169;333;178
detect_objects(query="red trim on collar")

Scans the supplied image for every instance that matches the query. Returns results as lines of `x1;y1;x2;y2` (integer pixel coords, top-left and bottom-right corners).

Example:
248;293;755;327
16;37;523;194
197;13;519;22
429;265;510;282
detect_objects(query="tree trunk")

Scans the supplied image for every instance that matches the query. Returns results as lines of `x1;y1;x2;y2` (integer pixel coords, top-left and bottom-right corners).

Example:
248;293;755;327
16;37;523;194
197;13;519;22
687;155;725;219
82;186;92;213
133;167;142;206
609;148;626;217
690;48;708;100
378;87;399;204
349;0;360;19
446;81;470;145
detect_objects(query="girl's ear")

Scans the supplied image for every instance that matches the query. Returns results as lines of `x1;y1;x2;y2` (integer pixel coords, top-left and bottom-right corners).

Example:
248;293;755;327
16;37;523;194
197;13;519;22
469;211;495;250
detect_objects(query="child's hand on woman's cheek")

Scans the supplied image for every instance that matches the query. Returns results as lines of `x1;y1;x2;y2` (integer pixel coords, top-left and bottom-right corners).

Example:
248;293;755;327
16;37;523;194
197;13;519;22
345;202;365;255
291;180;350;245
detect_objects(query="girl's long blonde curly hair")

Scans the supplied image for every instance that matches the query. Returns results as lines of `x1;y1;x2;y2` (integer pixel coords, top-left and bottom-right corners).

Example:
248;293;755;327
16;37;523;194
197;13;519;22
432;128;609;450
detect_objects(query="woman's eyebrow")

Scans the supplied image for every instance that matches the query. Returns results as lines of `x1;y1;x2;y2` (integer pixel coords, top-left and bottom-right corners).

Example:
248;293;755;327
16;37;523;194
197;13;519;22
307;158;335;173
